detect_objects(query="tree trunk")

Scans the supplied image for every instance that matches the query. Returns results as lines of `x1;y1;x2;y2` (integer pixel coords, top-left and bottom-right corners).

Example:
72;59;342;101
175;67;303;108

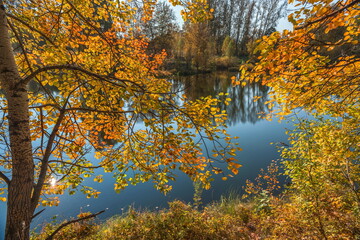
0;2;34;240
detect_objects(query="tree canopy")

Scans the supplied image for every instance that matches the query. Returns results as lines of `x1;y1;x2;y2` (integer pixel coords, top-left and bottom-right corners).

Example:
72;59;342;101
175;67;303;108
1;0;359;238
0;0;240;239
237;0;359;118
237;0;360;238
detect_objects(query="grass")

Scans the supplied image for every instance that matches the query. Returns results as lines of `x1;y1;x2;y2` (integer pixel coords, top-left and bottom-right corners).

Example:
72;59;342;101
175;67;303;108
32;197;257;240
31;191;360;239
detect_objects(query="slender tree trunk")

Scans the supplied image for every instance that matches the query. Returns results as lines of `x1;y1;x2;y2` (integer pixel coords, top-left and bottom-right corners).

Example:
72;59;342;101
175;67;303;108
0;2;34;240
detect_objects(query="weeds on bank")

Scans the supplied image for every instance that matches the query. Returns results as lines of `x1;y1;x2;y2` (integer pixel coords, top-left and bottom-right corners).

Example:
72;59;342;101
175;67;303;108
32;159;360;239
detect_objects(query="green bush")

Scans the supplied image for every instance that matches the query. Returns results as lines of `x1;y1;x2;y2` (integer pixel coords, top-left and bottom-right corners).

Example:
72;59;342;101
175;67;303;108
213;56;239;69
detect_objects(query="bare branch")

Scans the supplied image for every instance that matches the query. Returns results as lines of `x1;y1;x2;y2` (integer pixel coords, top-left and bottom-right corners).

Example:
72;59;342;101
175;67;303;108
48;160;104;169
21;64;140;90
32;209;45;220
0;171;10;185
64;107;133;114
29;104;59;109
45;210;105;240
31;109;66;212
22;64;110;83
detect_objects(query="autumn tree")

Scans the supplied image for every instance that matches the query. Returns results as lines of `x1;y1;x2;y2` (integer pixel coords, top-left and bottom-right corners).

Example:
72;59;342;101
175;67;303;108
142;1;179;55
238;0;359;117
183;22;215;71
221;35;236;57
126;1;179;55
0;0;241;239
237;0;360;238
208;0;287;56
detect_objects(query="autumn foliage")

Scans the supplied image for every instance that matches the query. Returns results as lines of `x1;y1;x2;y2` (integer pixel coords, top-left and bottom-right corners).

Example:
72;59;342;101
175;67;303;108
1;0;360;239
237;0;360;239
0;0;240;239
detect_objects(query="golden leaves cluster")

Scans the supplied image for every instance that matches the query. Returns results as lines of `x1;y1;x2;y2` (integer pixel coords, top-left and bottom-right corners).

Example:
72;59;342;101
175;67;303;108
235;1;360;237
0;0;240;202
236;0;360;118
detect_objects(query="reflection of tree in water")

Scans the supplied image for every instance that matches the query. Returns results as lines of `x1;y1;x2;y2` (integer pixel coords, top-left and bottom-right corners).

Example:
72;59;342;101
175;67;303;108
173;72;270;125
28;73;269;151
225;82;270;125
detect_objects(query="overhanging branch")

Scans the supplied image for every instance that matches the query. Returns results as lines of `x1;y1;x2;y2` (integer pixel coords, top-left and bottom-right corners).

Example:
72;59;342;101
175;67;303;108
22;64;112;83
295;0;360;30
45;210;105;240
20;64;143;91
6;13;55;45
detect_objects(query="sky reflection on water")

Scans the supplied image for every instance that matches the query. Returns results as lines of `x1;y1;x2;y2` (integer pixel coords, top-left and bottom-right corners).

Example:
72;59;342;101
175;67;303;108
0;72;292;235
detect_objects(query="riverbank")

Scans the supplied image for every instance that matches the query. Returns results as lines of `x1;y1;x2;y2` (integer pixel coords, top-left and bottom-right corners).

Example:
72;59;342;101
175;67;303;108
160;56;242;77
32;197;260;239
31;189;360;239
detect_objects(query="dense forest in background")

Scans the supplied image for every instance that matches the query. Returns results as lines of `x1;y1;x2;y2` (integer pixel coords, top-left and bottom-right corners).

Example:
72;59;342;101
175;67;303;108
129;0;287;73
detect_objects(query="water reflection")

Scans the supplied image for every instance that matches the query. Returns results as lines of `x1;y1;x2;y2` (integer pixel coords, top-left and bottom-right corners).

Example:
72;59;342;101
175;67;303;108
173;71;270;125
0;71;281;237
29;71;270;127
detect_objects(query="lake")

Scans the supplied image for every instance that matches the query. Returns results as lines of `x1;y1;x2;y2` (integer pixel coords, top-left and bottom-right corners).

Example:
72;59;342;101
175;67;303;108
0;71;291;236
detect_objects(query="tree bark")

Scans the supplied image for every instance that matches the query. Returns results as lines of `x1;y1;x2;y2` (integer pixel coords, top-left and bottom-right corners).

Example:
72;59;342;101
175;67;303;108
0;2;34;240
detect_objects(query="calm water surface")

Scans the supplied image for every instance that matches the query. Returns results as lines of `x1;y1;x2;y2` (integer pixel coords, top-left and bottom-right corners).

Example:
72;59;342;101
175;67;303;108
0;72;291;235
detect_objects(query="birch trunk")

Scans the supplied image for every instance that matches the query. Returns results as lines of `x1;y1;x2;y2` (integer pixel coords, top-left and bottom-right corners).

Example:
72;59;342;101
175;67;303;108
0;2;34;239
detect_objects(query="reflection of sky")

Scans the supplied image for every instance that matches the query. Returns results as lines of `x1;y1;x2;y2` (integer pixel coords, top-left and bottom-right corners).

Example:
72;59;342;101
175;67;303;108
0;73;291;237
25;115;291;233
0;208;3;240
204;119;291;201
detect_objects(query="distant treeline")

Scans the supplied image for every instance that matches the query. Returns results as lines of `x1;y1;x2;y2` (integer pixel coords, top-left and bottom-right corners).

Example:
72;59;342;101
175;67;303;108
129;0;287;73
